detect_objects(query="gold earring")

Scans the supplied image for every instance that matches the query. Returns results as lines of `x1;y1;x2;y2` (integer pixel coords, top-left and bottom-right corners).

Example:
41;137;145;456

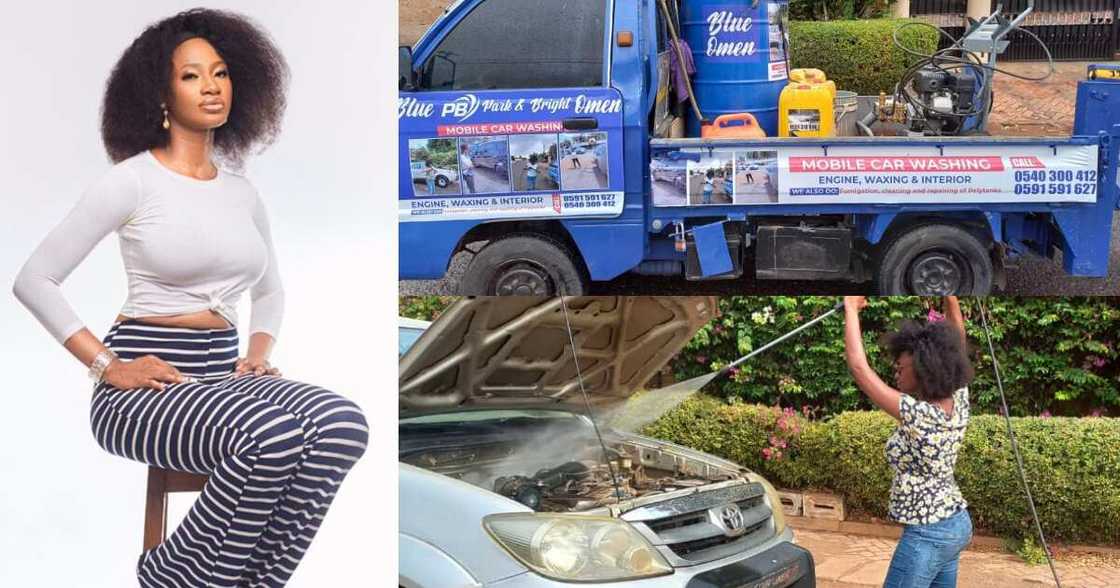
161;104;170;130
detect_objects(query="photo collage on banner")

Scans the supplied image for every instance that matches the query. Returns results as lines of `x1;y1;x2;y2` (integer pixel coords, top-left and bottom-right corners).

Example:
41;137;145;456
406;131;611;197
653;149;779;206
407;138;460;196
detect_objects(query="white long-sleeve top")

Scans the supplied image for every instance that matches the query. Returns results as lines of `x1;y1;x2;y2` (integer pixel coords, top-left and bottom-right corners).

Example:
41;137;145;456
13;150;284;344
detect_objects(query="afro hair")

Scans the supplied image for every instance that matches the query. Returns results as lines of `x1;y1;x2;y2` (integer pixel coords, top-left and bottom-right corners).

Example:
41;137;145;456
100;8;289;169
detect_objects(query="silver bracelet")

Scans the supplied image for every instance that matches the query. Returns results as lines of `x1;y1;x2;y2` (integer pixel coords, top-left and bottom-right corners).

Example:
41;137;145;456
89;349;118;382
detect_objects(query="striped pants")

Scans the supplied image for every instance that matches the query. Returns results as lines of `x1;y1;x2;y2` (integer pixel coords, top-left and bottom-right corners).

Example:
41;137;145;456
89;321;369;587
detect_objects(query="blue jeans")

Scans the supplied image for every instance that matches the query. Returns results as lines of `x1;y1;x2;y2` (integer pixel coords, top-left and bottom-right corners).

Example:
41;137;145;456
884;508;972;588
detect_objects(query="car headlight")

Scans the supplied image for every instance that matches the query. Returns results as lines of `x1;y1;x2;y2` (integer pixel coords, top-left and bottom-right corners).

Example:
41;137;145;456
756;477;787;535
483;513;673;582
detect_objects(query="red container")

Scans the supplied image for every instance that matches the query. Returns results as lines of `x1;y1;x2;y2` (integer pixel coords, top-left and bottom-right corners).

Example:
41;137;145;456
701;113;767;139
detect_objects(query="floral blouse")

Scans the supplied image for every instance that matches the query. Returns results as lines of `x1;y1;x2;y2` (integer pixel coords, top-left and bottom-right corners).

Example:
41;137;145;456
885;387;970;525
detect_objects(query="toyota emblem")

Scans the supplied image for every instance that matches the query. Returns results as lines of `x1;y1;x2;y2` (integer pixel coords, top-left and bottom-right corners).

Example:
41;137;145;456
719;504;745;536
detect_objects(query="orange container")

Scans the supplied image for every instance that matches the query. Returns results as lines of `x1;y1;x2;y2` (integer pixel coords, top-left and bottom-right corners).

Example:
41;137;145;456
701;113;767;139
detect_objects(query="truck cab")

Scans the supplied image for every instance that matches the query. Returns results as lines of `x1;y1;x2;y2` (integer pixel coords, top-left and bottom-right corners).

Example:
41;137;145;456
399;0;1120;295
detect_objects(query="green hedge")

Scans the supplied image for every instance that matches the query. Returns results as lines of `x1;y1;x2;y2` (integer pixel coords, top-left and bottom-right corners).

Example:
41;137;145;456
401;296;1120;416
644;396;1120;544
399;296;457;322
788;19;938;95
674;297;1120;417
789;0;891;21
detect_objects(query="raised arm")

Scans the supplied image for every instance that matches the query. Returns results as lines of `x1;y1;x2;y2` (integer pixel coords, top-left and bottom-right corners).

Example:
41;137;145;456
843;296;903;421
942;296;966;347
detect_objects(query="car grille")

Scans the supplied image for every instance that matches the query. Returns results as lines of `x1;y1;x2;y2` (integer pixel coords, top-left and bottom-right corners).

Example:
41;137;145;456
668;516;768;557
624;482;776;566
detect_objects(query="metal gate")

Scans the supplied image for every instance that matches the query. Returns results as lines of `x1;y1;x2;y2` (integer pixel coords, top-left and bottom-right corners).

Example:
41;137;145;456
911;0;1119;60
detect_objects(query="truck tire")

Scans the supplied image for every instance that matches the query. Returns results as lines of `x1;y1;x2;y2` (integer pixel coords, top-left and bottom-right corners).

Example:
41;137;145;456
460;234;588;295
875;224;993;295
435;175;450;188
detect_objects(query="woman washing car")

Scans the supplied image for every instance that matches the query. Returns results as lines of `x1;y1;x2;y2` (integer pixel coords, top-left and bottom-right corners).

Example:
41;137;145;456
843;296;974;588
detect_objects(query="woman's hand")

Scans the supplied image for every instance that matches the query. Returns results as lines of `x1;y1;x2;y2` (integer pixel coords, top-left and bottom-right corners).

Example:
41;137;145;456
942;296;966;345
843;296;903;421
844;296;868;313
102;355;188;391
235;357;281;378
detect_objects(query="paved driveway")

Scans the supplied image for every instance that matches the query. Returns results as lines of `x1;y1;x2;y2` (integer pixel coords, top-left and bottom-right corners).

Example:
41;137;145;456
798;527;1118;588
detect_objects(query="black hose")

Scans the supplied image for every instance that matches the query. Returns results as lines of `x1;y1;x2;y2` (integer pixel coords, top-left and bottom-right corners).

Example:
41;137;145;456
858;106;877;137
976;300;1062;588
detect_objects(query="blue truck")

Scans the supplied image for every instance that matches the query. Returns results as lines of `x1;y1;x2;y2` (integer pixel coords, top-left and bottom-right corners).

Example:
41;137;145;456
470;138;509;175
398;0;1120;295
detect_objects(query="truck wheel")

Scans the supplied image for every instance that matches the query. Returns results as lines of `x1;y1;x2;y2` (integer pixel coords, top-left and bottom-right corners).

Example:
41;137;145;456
875;224;993;295
436;175;450;188
460;234;588;295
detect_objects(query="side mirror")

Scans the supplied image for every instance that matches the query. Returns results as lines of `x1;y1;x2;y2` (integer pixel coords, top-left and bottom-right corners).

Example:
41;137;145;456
399;46;416;91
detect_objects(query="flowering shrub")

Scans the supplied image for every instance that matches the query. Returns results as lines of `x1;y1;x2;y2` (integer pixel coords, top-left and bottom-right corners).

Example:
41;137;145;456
763;406;802;462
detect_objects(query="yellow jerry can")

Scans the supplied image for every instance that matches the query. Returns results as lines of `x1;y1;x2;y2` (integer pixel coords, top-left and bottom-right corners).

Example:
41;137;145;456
788;68;836;98
779;82;836;137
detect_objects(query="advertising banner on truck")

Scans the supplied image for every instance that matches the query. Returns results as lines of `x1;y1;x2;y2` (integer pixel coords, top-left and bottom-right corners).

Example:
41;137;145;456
780;143;1098;204
653;142;1098;206
398;88;625;222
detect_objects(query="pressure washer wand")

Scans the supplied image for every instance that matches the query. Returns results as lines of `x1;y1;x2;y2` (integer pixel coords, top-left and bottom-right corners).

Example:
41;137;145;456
611;301;844;433
715;301;845;381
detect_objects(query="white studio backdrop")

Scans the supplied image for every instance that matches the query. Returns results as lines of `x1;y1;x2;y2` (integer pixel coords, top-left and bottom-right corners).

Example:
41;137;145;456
0;1;398;585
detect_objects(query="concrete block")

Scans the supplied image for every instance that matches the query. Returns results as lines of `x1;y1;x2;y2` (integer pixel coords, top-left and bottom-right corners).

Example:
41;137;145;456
777;489;803;517
789;516;841;532
804;492;846;521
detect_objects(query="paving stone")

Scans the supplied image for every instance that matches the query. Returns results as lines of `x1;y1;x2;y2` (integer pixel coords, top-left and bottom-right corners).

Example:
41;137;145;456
837;558;891;586
988;62;1094;137
795;528;1120;588
813;557;867;581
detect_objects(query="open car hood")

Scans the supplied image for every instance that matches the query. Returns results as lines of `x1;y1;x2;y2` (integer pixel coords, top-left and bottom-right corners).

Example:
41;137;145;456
399;297;716;411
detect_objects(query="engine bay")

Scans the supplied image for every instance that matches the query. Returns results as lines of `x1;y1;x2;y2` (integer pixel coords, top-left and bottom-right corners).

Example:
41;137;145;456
400;434;740;513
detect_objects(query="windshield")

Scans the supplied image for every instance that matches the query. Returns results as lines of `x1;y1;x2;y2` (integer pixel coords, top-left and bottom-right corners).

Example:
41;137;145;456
399;326;425;356
413;0;470;52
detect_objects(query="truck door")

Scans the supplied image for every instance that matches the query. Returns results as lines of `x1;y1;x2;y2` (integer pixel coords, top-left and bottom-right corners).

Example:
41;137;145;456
399;0;624;225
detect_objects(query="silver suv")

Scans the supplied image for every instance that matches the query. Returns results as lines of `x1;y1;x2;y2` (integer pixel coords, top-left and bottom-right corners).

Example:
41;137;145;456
399;297;815;587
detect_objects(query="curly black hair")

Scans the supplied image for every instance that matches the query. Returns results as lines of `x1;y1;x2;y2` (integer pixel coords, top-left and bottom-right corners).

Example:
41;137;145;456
884;321;974;401
101;8;289;169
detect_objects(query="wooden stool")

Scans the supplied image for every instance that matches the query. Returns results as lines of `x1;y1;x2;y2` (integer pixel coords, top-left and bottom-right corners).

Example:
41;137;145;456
144;466;209;550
